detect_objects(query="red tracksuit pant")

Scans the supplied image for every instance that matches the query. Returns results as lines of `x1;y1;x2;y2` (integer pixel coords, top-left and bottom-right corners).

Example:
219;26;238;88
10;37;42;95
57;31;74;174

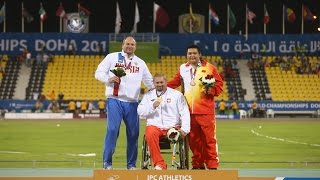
188;114;219;169
145;126;168;169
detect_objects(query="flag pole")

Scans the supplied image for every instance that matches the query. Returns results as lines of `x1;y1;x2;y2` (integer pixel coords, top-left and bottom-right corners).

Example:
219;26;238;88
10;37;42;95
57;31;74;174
301;4;304;34
208;4;211;33
59;2;62;33
3;1;6;32
153;3;155;33
282;4;285;35
227;4;230;34
59;18;62;33
21;2;24;33
40;3;43;33
245;3;248;40
264;4;266;35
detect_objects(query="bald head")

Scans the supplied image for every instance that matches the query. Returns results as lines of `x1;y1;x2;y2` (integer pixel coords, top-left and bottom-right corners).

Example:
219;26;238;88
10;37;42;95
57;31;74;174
122;36;136;56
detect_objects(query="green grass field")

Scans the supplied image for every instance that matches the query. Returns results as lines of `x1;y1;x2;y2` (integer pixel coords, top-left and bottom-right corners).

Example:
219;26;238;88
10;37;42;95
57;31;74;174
0;118;319;169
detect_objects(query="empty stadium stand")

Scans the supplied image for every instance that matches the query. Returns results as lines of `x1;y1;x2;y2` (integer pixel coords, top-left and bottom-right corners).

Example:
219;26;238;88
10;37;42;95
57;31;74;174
0;56;20;100
25;63;47;100
42;55;105;101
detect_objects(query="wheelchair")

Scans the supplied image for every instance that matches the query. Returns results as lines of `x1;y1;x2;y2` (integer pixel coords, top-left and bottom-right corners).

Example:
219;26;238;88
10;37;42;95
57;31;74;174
140;129;189;170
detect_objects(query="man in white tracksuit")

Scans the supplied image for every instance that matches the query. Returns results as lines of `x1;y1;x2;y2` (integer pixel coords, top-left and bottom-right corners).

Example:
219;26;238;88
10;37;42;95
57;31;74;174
95;36;154;170
137;73;190;170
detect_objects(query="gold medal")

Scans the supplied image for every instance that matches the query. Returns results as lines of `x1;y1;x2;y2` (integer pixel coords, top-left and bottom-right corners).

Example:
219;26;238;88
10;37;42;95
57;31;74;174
156;96;162;102
190;81;196;86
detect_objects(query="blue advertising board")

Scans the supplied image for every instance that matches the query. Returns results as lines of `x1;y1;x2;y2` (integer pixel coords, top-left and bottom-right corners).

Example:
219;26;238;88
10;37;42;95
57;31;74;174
0;33;319;58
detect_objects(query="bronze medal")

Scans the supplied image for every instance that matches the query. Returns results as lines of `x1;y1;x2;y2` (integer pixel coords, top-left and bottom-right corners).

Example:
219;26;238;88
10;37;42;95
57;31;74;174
190;80;196;86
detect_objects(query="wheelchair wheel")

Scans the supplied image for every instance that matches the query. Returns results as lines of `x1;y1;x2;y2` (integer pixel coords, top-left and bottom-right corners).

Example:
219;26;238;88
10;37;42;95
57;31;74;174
141;135;150;169
178;137;189;169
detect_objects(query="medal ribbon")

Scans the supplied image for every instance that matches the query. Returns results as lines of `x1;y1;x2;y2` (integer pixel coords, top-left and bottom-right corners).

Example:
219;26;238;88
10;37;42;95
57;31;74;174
123;56;132;71
190;67;197;82
156;90;166;97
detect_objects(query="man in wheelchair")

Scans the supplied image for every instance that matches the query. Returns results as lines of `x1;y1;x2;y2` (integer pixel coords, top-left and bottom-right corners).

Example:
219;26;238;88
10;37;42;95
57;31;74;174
138;73;190;170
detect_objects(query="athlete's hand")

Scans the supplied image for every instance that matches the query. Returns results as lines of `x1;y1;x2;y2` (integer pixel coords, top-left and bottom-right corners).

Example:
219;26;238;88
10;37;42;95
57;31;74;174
108;76;120;83
153;100;161;109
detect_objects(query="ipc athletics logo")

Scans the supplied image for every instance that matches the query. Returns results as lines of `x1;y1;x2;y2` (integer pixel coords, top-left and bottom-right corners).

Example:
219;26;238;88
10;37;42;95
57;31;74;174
66;13;88;33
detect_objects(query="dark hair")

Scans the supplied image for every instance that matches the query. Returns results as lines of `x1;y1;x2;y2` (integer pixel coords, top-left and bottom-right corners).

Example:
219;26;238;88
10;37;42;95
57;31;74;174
186;44;201;54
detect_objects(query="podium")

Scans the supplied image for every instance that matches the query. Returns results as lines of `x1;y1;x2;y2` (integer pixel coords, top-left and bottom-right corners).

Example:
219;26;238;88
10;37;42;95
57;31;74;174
93;170;238;180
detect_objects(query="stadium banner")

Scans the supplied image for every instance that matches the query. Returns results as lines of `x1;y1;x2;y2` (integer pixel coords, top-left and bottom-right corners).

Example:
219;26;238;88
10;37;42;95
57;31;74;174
0;33;319;58
159;34;320;58
0;33;108;56
214;101;320;111
1;100;319;112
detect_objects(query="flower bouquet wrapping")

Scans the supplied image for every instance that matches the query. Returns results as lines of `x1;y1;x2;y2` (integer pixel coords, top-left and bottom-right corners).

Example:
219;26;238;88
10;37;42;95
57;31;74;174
199;74;215;94
110;67;126;96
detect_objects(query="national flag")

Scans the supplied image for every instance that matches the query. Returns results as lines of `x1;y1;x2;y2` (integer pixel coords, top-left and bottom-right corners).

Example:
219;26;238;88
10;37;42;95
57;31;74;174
39;4;47;22
0;4;5;23
303;5;314;21
56;3;66;18
285;7;296;23
78;4;91;19
22;8;34;23
209;4;219;25
229;7;236;29
154;3;169;28
264;6;270;24
247;8;256;24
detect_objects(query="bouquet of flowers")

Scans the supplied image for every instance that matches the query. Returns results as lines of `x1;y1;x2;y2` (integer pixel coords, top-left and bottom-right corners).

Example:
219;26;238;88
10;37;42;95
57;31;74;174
110;67;126;77
110;67;126;96
199;74;215;94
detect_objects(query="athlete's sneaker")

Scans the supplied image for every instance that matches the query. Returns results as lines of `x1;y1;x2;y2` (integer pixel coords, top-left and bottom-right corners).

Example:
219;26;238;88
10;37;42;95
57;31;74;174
154;165;163;170
128;167;136;170
104;166;112;170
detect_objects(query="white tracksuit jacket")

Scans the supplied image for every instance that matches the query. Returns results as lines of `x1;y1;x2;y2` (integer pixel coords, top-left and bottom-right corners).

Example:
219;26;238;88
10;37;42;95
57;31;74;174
95;51;154;102
137;87;191;134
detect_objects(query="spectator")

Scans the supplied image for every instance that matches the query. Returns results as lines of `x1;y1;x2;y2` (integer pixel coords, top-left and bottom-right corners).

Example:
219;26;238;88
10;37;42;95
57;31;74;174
88;101;95;114
67;42;76;55
47;90;56;100
34;100;44;113
251;101;258;117
25;51;32;67
36;52;43;65
58;92;64;107
98;99;106;114
80;100;88;114
76;100;81;113
218;99;226;115
48;100;60;113
230;100;238;116
68;100;76;113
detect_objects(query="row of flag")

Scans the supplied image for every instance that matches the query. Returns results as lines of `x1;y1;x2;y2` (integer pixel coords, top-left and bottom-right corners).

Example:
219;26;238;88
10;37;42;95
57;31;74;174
0;2;90;24
0;2;317;33
208;3;316;27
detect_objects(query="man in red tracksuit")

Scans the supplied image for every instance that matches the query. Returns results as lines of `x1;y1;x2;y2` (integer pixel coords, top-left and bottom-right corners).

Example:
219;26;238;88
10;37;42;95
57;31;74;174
167;44;223;170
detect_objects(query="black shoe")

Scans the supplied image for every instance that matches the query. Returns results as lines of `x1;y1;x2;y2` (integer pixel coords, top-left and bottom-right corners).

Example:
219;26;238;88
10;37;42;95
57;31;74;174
208;168;217;170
